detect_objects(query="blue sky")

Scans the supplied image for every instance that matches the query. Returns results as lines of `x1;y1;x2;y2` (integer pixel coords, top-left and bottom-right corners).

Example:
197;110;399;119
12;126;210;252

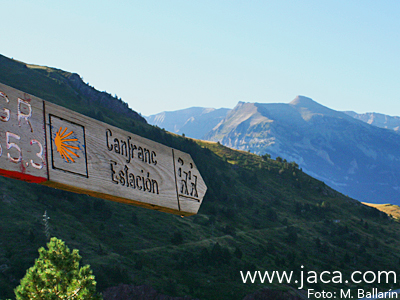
2;0;399;116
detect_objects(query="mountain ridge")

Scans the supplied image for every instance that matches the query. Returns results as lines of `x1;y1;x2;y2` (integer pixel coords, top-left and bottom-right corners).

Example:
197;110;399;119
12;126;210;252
146;106;230;139
206;99;400;204
289;95;363;123
148;98;400;204
344;111;400;133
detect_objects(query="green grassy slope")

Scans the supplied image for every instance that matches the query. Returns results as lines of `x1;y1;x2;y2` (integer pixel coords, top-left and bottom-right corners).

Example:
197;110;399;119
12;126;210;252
1;54;400;299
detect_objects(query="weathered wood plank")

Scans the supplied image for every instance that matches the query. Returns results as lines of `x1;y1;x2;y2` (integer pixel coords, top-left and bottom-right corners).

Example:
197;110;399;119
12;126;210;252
173;149;207;214
0;82;206;215
0;83;47;183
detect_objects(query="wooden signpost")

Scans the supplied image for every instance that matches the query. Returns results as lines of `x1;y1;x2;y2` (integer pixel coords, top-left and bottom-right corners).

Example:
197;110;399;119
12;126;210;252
0;82;206;216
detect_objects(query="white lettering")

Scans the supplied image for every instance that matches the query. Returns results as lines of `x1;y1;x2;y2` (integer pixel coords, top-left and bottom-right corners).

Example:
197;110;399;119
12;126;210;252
240;271;257;283
6;132;22;163
341;289;351;298
363;270;376;284
0;91;10;122
351;271;362;283
30;139;44;169
17;98;32;129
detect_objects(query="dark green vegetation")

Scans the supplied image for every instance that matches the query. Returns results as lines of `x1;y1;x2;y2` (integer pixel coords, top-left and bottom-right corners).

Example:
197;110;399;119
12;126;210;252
1;54;400;299
15;237;102;300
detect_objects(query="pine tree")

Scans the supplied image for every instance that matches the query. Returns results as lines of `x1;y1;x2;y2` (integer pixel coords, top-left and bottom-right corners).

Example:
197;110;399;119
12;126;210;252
14;237;102;300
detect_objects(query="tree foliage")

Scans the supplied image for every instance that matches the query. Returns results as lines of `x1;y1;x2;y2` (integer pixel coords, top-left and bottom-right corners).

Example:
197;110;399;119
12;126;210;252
14;237;102;300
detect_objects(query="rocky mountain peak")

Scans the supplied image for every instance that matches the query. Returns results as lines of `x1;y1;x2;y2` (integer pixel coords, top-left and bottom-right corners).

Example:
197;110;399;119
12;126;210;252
289;95;326;110
290;95;316;105
289;95;352;121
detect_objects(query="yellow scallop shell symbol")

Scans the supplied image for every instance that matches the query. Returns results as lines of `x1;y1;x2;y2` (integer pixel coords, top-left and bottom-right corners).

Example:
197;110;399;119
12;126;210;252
54;127;80;163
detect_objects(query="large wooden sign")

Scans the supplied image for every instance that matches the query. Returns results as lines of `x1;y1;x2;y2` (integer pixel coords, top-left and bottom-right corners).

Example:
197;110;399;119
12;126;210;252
0;82;206;216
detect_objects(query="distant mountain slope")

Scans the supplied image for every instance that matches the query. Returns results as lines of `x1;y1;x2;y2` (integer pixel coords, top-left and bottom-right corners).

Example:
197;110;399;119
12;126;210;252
344;111;400;133
205;96;400;204
146;107;230;139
